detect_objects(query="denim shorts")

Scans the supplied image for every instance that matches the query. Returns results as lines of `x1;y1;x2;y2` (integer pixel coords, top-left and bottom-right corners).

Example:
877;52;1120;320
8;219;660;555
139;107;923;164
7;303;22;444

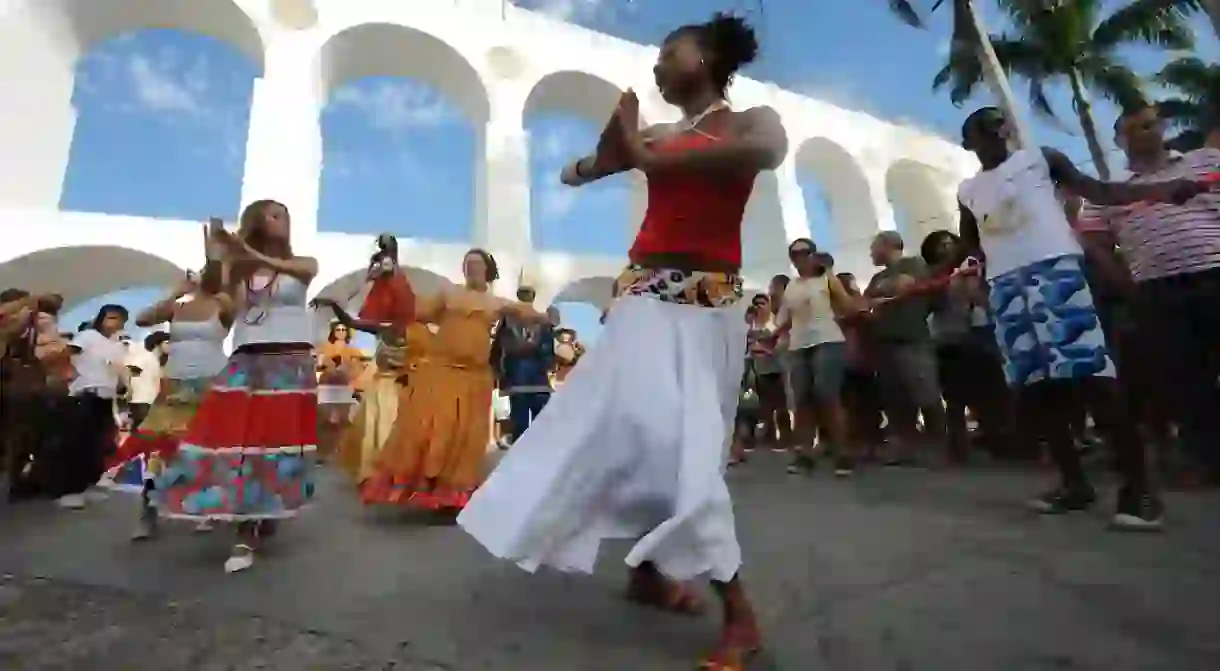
785;342;847;404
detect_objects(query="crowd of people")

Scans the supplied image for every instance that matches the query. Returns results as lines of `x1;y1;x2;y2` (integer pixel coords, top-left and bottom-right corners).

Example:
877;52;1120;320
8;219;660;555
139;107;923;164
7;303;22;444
1;10;1217;670
730;102;1220;533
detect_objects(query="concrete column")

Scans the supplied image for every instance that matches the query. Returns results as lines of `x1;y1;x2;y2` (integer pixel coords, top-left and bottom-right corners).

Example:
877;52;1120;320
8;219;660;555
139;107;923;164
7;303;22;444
475;117;532;263
239;35;322;251
775;158;811;244
0;7;77;209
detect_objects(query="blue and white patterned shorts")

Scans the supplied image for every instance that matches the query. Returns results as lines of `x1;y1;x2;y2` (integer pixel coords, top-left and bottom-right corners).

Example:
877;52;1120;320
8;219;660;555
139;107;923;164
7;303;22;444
990;254;1116;387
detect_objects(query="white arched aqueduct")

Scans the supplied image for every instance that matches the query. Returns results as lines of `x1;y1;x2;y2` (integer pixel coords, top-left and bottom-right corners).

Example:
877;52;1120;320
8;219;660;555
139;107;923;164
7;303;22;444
0;0;975;324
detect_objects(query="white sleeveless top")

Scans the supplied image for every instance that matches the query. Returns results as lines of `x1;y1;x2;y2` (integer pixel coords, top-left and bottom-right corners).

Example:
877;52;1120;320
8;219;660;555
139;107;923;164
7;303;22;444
957;148;1083;277
232;274;311;348
165;315;228;380
778;274;844;350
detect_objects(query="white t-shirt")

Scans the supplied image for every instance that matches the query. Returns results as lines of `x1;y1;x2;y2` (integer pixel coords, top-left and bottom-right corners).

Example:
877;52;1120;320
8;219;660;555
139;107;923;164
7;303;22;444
70;330;127;399
957;148;1084;277
125;346;162;405
777;275;844;350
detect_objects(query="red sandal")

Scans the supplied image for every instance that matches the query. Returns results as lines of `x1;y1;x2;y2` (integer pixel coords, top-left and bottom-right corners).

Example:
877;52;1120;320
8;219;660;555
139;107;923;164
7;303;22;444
696;624;761;671
625;570;705;616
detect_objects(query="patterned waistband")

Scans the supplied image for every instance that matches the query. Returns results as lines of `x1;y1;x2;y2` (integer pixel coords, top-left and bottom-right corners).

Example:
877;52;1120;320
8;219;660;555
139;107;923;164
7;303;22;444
613;266;743;308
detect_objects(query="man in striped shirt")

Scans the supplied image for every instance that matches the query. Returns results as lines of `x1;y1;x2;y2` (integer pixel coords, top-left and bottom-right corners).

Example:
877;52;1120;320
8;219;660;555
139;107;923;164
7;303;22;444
1078;104;1220;483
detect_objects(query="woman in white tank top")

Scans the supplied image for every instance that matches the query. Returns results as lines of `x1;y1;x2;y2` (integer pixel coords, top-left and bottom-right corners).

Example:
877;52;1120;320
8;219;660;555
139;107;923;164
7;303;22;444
155;204;320;574
110;238;235;540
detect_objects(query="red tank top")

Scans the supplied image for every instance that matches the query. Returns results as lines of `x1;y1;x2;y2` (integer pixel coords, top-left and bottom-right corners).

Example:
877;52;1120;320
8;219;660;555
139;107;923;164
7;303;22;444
627;130;758;268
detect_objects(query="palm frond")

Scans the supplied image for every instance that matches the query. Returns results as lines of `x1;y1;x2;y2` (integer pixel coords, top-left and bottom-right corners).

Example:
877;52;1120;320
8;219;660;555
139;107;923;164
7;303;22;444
1027;76;1076;133
933;40;986;106
1157;57;1216;100
1092;0;1197;50
1079;61;1147;111
1166;128;1205;152
1157;98;1203;127
948;0;984;49
889;0;926;27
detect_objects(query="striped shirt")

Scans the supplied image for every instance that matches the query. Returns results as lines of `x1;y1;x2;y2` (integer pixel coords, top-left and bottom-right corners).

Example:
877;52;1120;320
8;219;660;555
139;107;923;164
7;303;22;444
1078;148;1220;282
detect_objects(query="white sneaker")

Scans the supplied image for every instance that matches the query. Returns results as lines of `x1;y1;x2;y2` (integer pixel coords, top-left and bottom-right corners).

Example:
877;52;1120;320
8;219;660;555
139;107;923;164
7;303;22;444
56;494;86;510
224;547;255;573
226;551;254;573
194;520;215;533
84;487;109;502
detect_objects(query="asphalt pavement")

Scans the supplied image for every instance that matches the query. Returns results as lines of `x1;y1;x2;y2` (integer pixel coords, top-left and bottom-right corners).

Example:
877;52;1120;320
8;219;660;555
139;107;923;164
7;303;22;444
2;455;1219;670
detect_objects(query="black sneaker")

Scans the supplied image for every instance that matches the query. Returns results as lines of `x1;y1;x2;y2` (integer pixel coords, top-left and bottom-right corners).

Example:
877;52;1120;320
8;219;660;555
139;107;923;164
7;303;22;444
1111;486;1164;532
833;456;854;477
1027;484;1096;514
787;452;816;475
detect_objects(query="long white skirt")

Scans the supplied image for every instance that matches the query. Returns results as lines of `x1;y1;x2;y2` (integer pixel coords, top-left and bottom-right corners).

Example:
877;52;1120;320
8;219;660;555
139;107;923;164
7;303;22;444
458;295;748;582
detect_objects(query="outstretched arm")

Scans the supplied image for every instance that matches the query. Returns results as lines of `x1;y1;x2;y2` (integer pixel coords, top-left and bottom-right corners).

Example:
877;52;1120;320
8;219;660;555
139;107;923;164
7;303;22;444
1043;147;1185;206
318;299;388;337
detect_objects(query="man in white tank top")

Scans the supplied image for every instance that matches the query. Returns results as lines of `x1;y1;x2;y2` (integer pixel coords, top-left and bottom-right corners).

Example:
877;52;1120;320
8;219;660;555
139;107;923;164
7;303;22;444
956;106;1207;531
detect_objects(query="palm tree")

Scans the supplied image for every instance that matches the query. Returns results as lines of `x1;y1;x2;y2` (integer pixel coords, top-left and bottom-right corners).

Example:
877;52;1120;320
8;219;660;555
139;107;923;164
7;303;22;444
1157;56;1220;151
889;0;1036;146
917;0;1199;179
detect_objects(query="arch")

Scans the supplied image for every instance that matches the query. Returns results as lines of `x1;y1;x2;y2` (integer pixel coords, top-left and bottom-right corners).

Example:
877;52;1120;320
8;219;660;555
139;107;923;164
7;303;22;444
317;23;489;123
742;171;789;278
552;275;617;312
524;71;636;254
0;0;264;209
62;28;259;218
885;159;958;247
35;0;265;69
524;70;623;122
0;245;185;312
794;138;881;252
316;23;489;238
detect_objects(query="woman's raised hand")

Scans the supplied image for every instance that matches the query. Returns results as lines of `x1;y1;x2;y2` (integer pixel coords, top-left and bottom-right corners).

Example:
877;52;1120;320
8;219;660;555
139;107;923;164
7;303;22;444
174;271;199;298
615;89;640;134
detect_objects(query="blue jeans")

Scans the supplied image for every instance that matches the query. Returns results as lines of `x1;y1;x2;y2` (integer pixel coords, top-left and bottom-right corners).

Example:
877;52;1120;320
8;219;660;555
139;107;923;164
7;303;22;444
509;392;551;442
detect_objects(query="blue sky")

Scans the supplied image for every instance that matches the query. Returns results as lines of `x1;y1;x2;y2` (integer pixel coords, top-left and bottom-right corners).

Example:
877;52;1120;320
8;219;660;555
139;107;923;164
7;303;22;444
55;0;1218;348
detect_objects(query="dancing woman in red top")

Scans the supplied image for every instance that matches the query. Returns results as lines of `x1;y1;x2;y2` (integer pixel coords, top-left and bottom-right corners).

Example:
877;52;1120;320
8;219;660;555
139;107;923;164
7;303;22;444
457;13;786;669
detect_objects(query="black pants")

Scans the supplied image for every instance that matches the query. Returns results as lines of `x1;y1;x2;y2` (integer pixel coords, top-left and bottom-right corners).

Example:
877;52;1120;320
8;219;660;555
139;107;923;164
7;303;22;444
42;392;116;498
4;393;64;500
754;372;792;446
1134;268;1220;477
842;369;884;447
508;392;551;442
936;328;1014;458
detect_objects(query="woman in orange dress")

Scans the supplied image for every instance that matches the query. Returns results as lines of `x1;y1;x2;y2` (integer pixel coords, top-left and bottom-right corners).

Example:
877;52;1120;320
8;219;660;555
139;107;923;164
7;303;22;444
360;249;548;512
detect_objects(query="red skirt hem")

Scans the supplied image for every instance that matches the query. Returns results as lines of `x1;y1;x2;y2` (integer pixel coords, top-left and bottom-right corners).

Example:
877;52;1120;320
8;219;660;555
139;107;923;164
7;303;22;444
359;476;472;511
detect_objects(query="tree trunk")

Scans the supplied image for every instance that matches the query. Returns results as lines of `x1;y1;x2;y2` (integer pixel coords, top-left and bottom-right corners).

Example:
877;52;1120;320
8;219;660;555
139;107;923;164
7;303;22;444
961;0;1035;149
1203;0;1220;40
1067;68;1111;180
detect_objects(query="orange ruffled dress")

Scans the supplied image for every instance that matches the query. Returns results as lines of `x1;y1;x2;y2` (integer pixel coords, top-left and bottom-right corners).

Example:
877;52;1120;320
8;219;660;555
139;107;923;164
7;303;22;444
360;301;497;510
